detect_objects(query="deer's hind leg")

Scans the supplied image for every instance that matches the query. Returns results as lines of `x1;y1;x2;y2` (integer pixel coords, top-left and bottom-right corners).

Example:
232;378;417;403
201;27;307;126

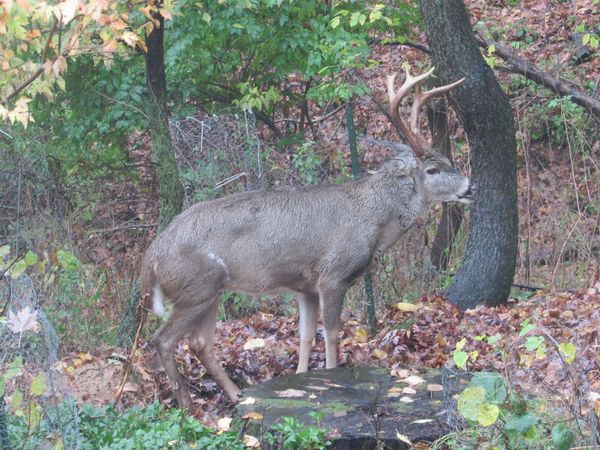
189;299;242;401
151;265;225;409
151;307;205;410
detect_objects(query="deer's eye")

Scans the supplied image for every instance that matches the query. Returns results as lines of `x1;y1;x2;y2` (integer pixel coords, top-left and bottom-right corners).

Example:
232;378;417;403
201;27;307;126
426;167;439;175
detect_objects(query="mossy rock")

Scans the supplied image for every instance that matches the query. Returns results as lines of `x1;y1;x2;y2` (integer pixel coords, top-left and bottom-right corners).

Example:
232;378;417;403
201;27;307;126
236;366;470;449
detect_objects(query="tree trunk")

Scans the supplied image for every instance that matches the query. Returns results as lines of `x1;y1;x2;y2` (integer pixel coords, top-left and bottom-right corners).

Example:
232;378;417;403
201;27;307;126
146;10;184;232
427;98;463;272
420;0;518;309
117;7;183;346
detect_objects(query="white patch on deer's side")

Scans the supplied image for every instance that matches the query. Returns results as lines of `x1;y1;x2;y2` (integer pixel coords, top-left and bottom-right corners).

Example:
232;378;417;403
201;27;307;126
152;283;166;316
208;252;229;275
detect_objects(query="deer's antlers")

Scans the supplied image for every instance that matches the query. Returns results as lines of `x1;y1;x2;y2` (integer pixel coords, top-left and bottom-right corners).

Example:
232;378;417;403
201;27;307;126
387;66;465;157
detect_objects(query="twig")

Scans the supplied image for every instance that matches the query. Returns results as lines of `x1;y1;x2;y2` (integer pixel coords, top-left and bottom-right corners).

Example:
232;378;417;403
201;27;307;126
89;222;157;236
114;294;150;405
369;37;433;55
1;18;58;105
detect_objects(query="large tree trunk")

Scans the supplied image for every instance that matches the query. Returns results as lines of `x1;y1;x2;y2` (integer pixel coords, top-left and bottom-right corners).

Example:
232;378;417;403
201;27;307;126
117;7;183;346
420;0;518;309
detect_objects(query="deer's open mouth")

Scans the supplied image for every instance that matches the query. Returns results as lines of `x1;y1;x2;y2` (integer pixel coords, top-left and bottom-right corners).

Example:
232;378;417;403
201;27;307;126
458;184;476;203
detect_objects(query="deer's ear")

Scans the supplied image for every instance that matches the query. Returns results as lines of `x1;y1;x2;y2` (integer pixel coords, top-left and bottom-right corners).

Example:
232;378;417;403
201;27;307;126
381;155;417;176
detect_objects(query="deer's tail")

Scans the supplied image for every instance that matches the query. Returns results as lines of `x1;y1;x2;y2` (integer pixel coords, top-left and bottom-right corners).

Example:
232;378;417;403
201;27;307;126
140;258;166;316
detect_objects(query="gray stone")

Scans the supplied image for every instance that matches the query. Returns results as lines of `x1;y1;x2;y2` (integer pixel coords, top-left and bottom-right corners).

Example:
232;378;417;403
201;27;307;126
236;367;470;449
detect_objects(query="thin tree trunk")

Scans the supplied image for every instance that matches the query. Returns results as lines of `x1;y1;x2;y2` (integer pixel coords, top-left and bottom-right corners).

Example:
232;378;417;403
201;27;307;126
117;5;183;346
427;98;463;272
145;10;183;232
420;0;518;309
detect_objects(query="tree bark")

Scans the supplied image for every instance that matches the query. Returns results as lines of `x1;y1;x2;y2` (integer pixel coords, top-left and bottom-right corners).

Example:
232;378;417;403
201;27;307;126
420;0;518;309
427;98;463;272
146;8;183;232
117;6;183;346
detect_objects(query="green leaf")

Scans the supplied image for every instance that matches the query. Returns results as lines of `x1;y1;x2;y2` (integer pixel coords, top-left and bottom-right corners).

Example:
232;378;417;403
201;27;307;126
470;372;507;404
505;412;538;434
30;373;47;397
558;342;576;364
582;33;590;45
5;356;23;380
0;245;10;257
476;403;499;427
457;386;486;422
453;350;468;369
24;250;38;266
10;258;27;279
11;389;23;411
519;319;535;336
551;423;575;450
56;250;80;270
330;16;340;29
525;335;544;351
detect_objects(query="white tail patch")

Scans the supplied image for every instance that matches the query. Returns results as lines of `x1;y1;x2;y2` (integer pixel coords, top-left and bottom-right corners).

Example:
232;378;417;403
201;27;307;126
152;283;166;316
208;252;228;274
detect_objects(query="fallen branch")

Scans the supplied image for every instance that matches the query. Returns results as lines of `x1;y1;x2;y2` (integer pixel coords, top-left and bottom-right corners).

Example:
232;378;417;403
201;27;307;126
475;34;600;118
114;294;150;405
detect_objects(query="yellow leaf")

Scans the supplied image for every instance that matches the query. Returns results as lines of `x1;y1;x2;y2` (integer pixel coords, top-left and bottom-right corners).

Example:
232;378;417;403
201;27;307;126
243;338;265;350
216;417;232;432
137;39;147;53
121;31;139;48
60;0;78;24
242;434;259;448
354;327;368;343
110;18;128;31
402;375;425;386
519;353;533;368
103;39;117;53
44;59;53;76
372;348;387;360
239;397;256;405
396;302;418;312
242;412;264;421
159;8;172;20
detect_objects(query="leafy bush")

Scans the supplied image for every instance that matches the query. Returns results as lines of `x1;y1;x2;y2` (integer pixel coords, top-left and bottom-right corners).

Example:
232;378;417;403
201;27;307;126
7;399;332;449
265;415;331;450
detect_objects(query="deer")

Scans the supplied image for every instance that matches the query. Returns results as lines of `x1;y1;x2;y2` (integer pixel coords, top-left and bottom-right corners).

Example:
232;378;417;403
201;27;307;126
140;66;475;409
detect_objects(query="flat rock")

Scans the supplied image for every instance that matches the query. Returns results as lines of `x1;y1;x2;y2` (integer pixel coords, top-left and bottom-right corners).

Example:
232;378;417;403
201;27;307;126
236;366;470;449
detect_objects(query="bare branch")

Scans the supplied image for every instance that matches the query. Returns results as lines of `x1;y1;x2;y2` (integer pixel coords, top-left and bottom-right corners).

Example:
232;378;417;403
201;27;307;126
476;34;600;118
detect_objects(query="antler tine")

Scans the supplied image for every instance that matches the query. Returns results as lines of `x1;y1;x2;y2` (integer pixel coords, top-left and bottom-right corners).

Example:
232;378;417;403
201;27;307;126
409;77;466;134
386;67;437;157
395;66;436;102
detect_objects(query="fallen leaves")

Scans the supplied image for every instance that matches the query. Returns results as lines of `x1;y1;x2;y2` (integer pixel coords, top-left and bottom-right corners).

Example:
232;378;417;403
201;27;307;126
275;388;306;398
243;338;265;351
6;306;40;334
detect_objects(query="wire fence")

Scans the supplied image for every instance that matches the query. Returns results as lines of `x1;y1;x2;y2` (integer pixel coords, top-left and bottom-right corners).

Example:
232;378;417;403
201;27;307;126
169;109;265;205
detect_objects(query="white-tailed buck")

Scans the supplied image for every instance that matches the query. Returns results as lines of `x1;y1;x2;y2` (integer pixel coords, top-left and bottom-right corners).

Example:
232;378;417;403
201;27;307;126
141;66;474;408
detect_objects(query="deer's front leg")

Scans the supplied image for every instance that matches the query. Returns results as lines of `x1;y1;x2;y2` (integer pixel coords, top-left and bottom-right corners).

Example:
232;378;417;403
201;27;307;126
319;282;347;369
296;293;319;373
